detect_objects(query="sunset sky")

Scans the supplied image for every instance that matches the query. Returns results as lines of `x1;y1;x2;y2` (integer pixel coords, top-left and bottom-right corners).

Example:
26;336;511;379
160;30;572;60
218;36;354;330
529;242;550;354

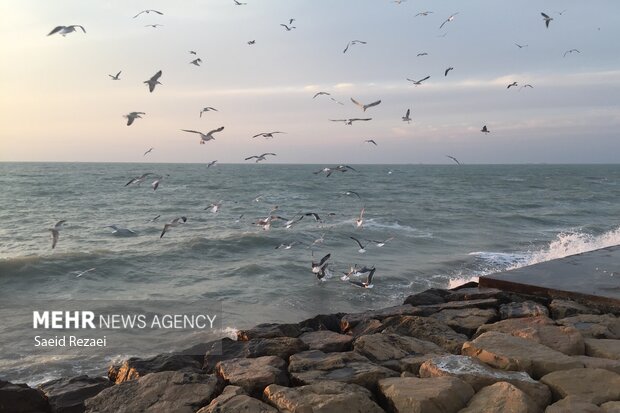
1;0;619;164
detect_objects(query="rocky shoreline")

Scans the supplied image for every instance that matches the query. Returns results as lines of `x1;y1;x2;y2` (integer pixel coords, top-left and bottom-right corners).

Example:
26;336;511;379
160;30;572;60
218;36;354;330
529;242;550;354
2;281;620;413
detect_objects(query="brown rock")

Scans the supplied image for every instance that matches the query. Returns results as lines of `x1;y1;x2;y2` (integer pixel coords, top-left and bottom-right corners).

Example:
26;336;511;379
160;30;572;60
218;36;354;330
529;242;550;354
556;314;620;339
349;318;385;338
237;323;302;341
585;338;620;360
197;385;277;413
39;375;111;413
418;298;500;317
108;353;202;384
381;316;469;354
419;355;551;409
458;382;541;413
216;356;288;396
297;313;345;333
340;305;422;333
549;299;600;320
386;354;447;375
264;381;385;413
540;368;620;404
545;396;604;413
461;331;584;379
500;301;549;319
573;355;620;374
403;288;450;306
378;376;475;413
84;371;221;413
353;333;443;363
299;330;353;352
445;287;505;302
288;350;398;390
430;308;498;337
0;380;49;413
246;336;309;360
601;401;620;413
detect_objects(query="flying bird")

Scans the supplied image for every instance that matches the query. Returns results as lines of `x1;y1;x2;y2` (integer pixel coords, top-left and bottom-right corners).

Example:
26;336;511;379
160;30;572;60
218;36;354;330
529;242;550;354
343;190;361;199
144;70;162;92
275;242;298;250
48;220;66;249
417;52;428;57
125;173;154;186
348;267;375;288
247;40;255;45
145;24;163;28
481;125;490;134
351;98;381;112
205;200;223;213
415;11;433;17
313;92;331;99
233;0;247;4
439;13;458;30
189;50;197;55
355;207;365;228
311;253;331;274
124;112;145;126
200;107;218;117
151;176;164;191
541;12;553;29
109;71;121;80
206;160;217;168
245;153;276;162
507;81;518;89
181;127;224;144
563;49;580;57
329;118;372;125
520;84;534;90
47;25;86;36
343;40;366;54
444;67;454;77
160;217;187;238
143;147;154;156
446;155;461;165
190;58;202;66
252;131;285;139
75;268;96;278
134;9;163;18
314;165;357;177
350;236;367;253
366;237;394;247
406;76;430;85
105;225;137;236
280;24;296;31
364;139;377;146
402;109;412;123
515;43;528;48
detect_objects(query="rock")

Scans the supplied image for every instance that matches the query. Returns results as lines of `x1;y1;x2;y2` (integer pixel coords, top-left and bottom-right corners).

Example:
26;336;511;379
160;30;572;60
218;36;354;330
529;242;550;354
381;316;469;354
349;318;385;338
419;355;551;409
246;336;309;360
430;308;498;337
573;355;620;375
84;371;221;413
378;376;475;413
385;354;447;375
418;299;500;317
500;301;549;319
458;382;541;413
556;314;620;339
549;299;600;320
108;353;202;384
237;323;302;341
297;313;345;333
299;330;353;352
353;333;443;363
540;368;620;404
197;385;277;413
474;316;585;355
461;331;584;379
445;287;505;302
264;381;385;413
203;338;248;373
601;401;620;413
585;338;620;360
545;396;604;413
39;375;111;413
288;350;398;391
403;288;450;306
340;305;422;333
216;356;288;396
0;380;49;413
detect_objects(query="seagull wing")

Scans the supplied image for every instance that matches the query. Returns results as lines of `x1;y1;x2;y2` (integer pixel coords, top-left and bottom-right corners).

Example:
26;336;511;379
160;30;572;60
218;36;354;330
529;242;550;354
348;280;365;288
343;42;350;53
365;100;381;110
49;229;59;249
350;236;364;249
152;10;163;15
181;129;201;134
208;126;225;135
350;98;363;108
439;19;449;29
151;70;162;81
245;156;258;160
74;25;86;33
405;109;410;117
319;253;331;266
329;119;346;122
366;268;375;285
541;12;550;18
47;26;65;36
261;153;276;157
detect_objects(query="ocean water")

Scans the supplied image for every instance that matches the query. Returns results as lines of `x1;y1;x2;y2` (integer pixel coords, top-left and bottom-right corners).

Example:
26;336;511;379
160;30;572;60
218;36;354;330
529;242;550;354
1;162;620;384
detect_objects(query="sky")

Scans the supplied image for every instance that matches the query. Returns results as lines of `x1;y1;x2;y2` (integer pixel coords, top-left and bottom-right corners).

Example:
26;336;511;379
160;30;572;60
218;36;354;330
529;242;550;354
0;0;619;164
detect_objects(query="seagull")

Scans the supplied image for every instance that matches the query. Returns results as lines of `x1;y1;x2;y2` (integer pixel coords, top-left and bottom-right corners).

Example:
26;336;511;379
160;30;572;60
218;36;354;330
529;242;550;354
515;43;528;48
190;58;202;66
105;225;137;236
417;52;428;57
366;237;394;247
205;200;222;213
275;242;297;250
125;173;154;186
563;49;580;57
181;127;224;144
134;9;163;18
520;84;534;90
446;155;461;165
245;153;276;162
143;147;154;156
341;265;374;281
247;40;255;45
147;215;161;222
329;118;372;125
355;207;365;228
348;268;375;288
343;40;366;54
406;76;430;85
314;165;357;177
444;67;454;77
316;263;333;281
252;131;285;139
124;112;145;126
330;97;345;105
160;217;187;238
200;107;218;117
439;13;458;30
415;11;433;17
109;71;121;80
304;212;322;222
311;253;331;274
280;24;296;31
145;24;163;28
144;70;162;93
364;139;377;146
47;25;86;36
206;160;217;168
481;125;490;134
189;50;197;55
48;220;66;249
350;236;367;253
402;109;412;123
541;12;553;29
313;91;331;99
151;176;164;191
283;215;304;229
233;0;247;4
507;81;518;89
343;190;361;199
351;98;381;112
75;268;96;278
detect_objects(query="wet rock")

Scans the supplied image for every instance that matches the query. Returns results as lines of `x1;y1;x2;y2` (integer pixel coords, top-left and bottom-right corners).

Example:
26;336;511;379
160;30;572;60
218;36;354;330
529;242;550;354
348;318;385;338
39;375;111;413
549;299;600;320
264;381;385;413
418;298;499;317
458;382;541;413
430;308;498;337
378;376;474;413
84;371;221;413
288;350;398;390
0;380;49;413
445;287;505;302
203;338;248;373
584;338;620;360
197;385;276;413
108;353;202;384
246;336;308;360
403;288;450;306
384;354;447;375
299;330;353;352
340;305;422;333
573;355;620;374
297;313;345;333
419;355;551;409
500;301;549;319
462;331;584;379
540;368;620;404
601;401;620;413
215;356;288;397
381;315;469;354
353;333;443;363
237;323;302;341
545;396;604;413
556;314;620;339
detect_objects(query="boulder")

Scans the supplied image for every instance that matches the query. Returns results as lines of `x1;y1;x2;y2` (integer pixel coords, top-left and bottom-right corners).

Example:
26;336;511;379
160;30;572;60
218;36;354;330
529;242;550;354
500;301;549;319
601;401;620;413
297;313;345;333
418;299;499;317
445;287;505;302
353;333;443;363
461;331;584;379
0;380;49;413
573;355;620;375
203;338;248;373
430;308;498;337
237;323;302;341
216;356;288;396
378;376;474;413
264;381;385;413
556;314;620;339
585;338;620;360
299;330;353;352
458;382;541;413
381;316;469;354
84;371;221;413
288;350;398;390
348;318;385;338
549;299;600;320
540;368;620;404
39;375;111;413
197;385;277;413
419;355;551;409
246;336;308;360
340;305;422;333
545;396;604;413
384;354;447;375
108;353;202;384
403;289;450;306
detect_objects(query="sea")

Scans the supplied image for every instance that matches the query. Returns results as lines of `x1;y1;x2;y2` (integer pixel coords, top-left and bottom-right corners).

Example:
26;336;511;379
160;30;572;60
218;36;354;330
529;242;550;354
1;162;620;385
